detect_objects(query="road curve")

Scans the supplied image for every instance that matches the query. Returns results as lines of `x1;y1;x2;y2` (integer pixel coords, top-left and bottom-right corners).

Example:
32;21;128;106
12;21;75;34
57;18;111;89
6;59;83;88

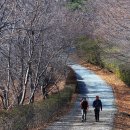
45;64;117;130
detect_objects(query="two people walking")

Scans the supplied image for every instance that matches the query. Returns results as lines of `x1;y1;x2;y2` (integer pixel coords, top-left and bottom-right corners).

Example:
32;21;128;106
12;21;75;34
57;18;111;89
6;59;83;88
80;96;102;122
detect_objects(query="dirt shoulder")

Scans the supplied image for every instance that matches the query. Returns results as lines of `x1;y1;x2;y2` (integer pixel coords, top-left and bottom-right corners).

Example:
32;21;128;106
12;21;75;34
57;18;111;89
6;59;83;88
75;58;130;130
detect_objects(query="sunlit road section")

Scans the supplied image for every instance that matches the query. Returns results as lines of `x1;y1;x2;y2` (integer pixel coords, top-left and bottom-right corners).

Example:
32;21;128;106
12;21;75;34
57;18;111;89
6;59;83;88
45;64;117;130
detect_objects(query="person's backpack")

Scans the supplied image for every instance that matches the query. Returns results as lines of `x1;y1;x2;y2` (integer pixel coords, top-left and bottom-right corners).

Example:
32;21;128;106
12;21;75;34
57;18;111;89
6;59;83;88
81;100;88;109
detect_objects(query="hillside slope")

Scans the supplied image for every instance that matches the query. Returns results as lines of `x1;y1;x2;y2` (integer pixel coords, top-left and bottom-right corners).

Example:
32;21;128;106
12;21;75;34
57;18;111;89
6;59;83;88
91;0;130;57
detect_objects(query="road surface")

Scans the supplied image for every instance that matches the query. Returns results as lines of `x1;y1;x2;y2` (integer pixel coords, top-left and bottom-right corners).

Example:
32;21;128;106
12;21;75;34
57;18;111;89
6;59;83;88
45;64;117;130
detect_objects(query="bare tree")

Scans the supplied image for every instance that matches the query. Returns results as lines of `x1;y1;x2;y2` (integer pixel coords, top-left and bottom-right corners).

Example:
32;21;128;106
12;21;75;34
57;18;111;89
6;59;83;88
0;0;76;109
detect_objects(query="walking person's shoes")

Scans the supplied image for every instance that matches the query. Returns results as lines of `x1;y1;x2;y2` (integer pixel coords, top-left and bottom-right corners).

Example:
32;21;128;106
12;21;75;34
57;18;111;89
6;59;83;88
82;118;87;122
82;118;84;122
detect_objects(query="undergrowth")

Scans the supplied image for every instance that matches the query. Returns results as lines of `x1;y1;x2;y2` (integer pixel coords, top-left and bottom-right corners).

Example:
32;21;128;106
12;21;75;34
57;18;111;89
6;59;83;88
67;0;85;10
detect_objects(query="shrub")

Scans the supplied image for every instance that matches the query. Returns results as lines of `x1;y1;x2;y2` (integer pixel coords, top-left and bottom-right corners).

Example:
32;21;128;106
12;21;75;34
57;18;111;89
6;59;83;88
77;37;104;67
118;64;130;85
102;59;130;85
67;0;84;10
0;85;75;130
77;36;130;86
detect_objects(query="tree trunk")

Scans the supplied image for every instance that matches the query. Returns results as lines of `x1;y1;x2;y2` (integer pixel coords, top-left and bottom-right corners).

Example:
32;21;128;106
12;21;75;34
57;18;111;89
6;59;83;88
19;63;30;105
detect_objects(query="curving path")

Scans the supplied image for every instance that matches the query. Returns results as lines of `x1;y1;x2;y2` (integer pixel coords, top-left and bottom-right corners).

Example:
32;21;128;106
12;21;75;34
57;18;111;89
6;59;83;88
45;64;117;130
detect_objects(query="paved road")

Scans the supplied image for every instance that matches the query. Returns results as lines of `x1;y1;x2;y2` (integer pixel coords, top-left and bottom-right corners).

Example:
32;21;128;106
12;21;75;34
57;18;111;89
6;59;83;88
45;64;117;130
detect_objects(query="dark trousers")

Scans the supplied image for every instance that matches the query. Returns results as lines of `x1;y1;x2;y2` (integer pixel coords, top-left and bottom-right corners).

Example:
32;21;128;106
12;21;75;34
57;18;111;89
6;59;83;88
94;108;100;121
82;109;87;120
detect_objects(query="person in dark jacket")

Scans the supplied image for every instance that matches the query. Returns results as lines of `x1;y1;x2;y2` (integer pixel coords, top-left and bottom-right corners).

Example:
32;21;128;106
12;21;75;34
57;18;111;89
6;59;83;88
80;97;89;122
93;96;102;122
